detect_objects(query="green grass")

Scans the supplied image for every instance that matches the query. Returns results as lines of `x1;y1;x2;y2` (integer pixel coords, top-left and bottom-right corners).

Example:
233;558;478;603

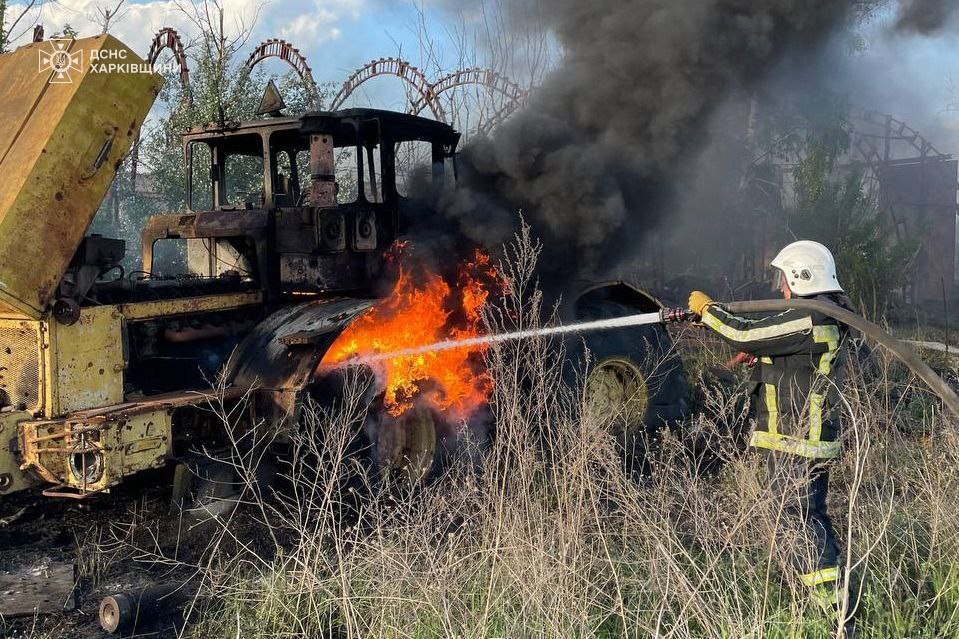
118;230;959;639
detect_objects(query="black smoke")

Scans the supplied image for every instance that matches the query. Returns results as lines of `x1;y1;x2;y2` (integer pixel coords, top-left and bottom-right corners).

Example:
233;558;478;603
421;0;860;290
895;0;958;35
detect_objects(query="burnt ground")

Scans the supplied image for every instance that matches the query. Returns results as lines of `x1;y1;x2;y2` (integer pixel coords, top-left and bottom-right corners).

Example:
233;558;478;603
0;468;214;639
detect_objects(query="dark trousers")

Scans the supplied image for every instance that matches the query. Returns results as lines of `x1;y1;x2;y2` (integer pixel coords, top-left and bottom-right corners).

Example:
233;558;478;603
764;450;841;580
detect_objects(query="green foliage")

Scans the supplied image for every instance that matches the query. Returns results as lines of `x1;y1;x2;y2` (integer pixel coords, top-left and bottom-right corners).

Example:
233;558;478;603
786;140;916;318
0;0;7;53
747;93;915;317
52;24;78;39
88;26;331;269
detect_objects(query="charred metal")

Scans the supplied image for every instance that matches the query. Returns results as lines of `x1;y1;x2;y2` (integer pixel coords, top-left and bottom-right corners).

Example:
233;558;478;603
0;37;671;501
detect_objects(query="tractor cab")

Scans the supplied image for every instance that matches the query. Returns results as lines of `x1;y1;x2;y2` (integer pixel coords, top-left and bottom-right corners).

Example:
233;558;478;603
141;108;461;299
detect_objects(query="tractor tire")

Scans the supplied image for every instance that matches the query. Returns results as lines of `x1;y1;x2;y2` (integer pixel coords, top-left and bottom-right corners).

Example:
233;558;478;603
310;372;489;490
567;298;689;475
366;404;493;488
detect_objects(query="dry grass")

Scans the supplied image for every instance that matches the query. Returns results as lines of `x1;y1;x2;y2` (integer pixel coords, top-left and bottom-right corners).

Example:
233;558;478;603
119;226;959;639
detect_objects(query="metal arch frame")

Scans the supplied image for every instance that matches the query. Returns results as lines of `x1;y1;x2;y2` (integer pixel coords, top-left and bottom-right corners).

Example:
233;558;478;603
147;27;190;90
845;108;954;303
131;28;192;189
242;38;319;107
412;67;528;129
329;58;447;122
846;108;951;238
849;107;947;162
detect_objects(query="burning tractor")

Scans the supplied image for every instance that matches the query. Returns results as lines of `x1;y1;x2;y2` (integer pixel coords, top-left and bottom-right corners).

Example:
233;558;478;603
0;35;686;502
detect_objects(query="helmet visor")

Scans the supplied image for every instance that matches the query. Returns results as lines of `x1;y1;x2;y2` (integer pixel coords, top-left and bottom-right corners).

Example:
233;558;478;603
771;268;784;293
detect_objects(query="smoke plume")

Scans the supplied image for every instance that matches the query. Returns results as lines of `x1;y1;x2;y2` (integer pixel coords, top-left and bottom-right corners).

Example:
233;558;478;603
430;0;860;289
895;0;958;35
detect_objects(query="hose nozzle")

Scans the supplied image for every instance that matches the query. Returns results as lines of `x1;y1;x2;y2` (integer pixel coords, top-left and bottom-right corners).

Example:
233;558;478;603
660;307;697;324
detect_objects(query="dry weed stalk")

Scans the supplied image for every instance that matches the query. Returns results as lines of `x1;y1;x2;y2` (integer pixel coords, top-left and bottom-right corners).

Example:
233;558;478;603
101;224;959;639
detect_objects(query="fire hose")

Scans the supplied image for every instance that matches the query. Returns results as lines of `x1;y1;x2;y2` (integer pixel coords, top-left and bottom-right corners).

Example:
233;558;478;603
667;298;959;420
330;300;959;420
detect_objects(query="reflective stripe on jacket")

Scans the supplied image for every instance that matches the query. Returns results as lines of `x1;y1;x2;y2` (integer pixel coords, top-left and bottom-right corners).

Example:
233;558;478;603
700;296;848;459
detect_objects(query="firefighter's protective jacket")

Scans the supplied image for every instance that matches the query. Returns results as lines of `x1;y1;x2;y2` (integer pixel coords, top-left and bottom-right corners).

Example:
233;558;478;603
701;296;848;459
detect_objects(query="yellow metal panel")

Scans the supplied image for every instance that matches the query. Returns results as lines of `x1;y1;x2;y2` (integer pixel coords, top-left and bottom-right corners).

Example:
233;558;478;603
0;42;52;159
119;291;264;320
0;318;44;413
0;411;39;494
114;411;173;480
51;306;124;415
19;409;172;495
0;35;163;318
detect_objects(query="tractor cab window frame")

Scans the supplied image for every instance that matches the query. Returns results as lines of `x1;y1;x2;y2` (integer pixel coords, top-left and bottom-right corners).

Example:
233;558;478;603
360;142;382;204
186;140;214;212
268;129;311;208
186;133;270;212
219;133;268;210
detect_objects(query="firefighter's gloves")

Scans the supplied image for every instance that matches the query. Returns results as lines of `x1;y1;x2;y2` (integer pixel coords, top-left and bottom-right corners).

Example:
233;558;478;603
687;290;714;317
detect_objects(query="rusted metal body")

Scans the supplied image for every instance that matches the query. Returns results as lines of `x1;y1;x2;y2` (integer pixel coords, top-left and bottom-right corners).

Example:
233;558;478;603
226;298;376;424
0;29;671;504
0;288;263;495
0;38;472;499
0;36;666;501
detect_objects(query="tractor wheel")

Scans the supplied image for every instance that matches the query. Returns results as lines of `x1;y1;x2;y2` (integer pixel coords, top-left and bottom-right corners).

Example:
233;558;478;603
568;299;688;475
372;406;439;487
311;371;487;490
369;405;492;487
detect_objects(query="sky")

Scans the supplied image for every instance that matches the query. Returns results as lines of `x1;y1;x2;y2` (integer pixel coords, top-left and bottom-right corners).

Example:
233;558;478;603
3;0;959;154
2;0;492;113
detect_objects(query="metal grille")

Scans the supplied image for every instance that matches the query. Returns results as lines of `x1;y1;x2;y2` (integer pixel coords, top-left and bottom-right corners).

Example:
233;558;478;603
0;321;40;411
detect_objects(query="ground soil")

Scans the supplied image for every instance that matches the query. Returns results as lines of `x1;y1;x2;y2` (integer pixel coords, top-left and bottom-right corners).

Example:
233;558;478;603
0;467;205;639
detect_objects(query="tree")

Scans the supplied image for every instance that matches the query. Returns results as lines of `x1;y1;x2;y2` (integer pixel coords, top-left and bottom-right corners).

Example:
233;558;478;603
88;1;328;269
1;0;6;52
784;123;916;318
92;0;127;35
1;0;42;53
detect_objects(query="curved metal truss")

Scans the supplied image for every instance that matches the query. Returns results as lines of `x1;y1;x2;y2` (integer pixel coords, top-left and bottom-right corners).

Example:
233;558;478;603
329;59;528;130
128;40;529;188
133;28;192;188
147;27;190;90
412;67;527;119
330;57;445;121
846;109;954;302
846;108;949;238
849;107;947;167
242;39;318;107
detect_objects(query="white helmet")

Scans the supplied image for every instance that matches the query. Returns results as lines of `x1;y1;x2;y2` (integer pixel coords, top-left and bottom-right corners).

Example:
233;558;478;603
770;240;843;297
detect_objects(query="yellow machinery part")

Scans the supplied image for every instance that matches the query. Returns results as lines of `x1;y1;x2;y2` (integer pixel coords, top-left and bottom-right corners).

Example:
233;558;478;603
0;35;162;318
20;409;173;496
0;293;264;496
49;305;125;415
0;411;39;493
0;318;43;413
0;307;124;420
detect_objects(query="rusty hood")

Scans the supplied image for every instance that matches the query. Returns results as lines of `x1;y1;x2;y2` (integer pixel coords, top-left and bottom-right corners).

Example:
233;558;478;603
0;35;162;318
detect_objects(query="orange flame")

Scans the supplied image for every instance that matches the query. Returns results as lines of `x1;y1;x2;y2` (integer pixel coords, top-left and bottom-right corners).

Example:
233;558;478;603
321;248;499;420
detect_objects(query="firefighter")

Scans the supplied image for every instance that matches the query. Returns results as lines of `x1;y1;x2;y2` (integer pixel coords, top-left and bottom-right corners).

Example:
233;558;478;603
688;240;857;635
